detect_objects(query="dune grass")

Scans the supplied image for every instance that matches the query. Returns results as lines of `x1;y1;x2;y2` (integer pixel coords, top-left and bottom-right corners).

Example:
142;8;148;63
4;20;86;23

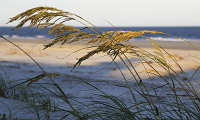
0;6;200;119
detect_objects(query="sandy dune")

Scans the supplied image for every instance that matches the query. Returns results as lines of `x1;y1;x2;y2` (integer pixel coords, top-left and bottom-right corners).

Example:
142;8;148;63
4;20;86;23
0;38;200;119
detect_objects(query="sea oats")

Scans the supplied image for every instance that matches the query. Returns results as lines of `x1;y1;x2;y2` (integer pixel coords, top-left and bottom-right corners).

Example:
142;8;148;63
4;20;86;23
5;6;200;119
7;7;72;30
25;73;61;87
43;34;77;49
68;33;95;43
51;24;81;37
7;6;64;23
7;6;193;71
38;23;55;29
87;34;109;44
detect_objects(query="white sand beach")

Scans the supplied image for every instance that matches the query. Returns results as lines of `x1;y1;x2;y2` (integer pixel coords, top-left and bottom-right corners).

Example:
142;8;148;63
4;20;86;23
1;38;200;79
0;38;200;119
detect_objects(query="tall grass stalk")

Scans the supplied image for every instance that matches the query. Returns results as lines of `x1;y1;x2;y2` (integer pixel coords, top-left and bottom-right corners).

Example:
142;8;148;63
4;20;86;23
0;35;82;119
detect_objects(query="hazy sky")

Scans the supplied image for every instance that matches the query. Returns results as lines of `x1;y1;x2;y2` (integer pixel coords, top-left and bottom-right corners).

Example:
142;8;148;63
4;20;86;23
1;0;200;27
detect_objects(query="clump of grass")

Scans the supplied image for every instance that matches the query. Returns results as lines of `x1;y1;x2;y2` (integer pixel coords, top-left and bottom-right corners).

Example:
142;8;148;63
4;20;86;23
0;63;63;119
1;6;200;119
0;78;7;98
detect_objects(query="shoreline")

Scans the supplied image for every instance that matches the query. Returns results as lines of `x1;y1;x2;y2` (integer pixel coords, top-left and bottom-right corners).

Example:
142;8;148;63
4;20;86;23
1;38;200;50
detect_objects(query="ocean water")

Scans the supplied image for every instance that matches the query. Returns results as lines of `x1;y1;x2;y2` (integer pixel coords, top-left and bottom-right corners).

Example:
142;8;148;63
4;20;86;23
0;26;199;42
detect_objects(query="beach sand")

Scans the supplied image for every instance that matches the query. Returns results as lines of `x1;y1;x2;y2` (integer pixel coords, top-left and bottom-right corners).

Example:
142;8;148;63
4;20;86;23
0;38;200;119
1;38;200;78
